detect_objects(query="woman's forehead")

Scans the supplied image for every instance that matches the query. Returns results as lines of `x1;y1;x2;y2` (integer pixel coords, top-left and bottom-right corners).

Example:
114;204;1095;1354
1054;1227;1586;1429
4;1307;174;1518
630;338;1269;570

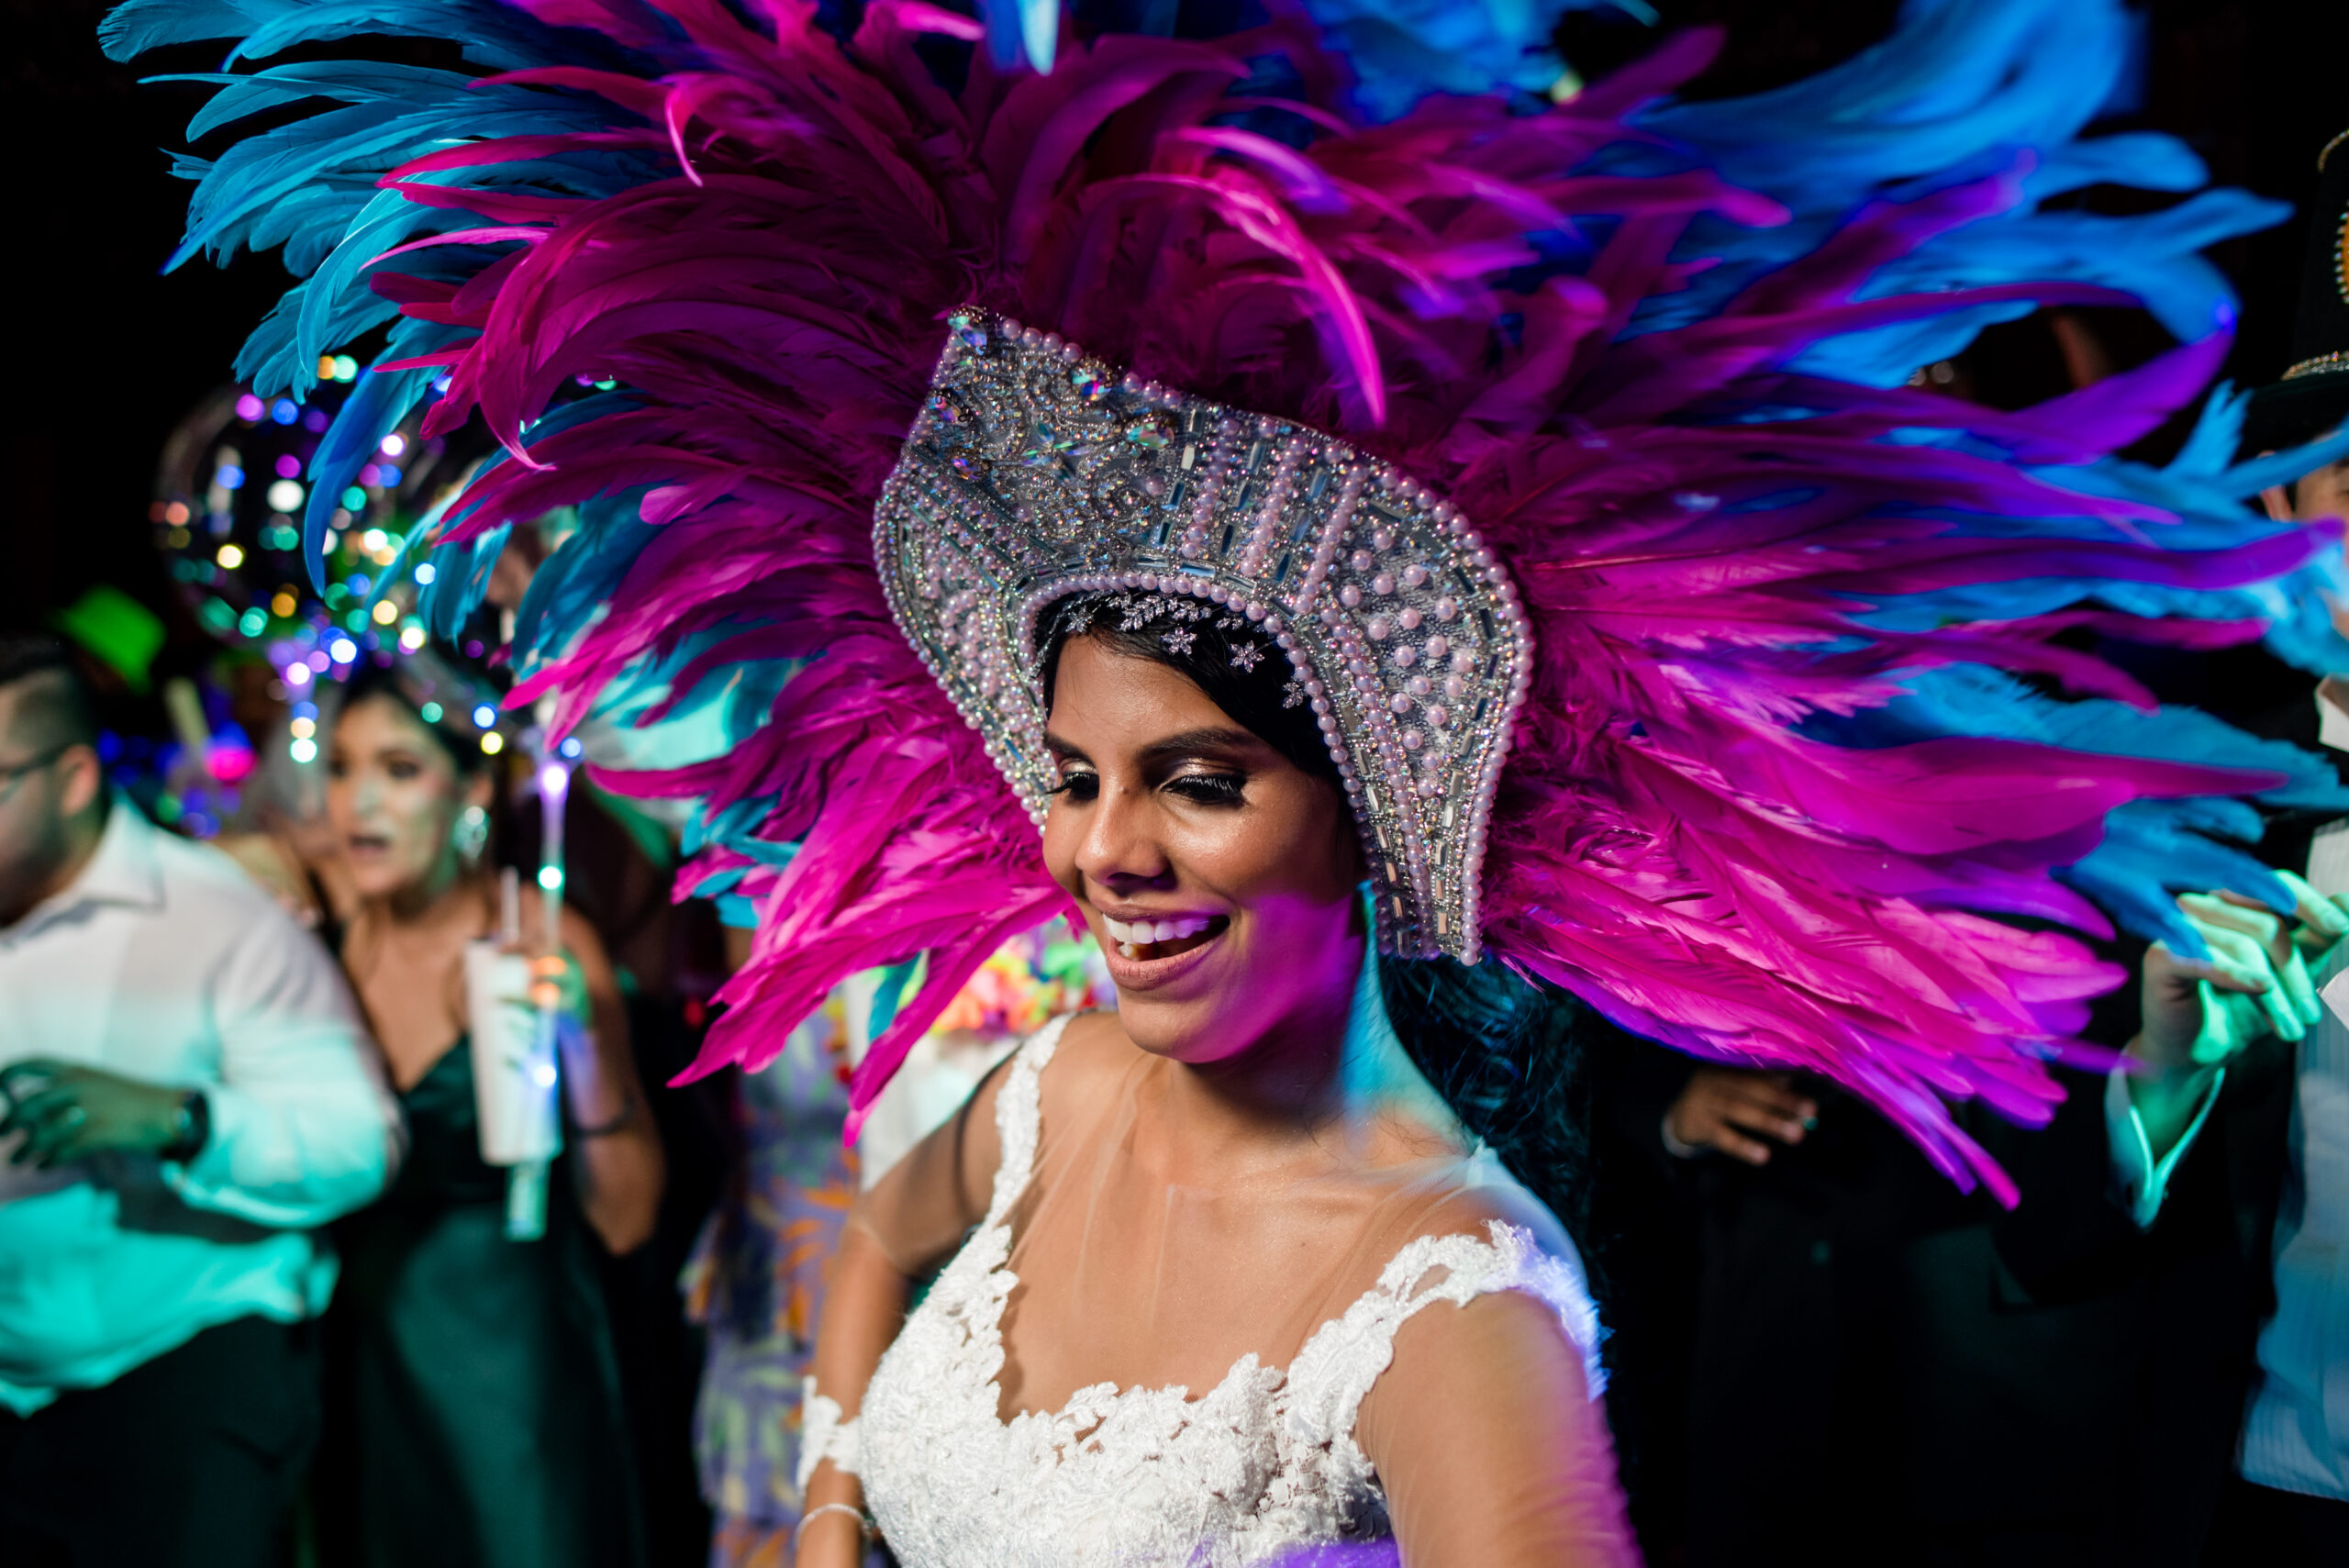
1047;638;1240;738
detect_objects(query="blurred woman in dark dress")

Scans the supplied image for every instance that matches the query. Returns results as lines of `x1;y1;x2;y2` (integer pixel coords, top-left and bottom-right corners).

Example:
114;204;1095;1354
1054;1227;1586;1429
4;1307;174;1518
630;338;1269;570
317;669;664;1568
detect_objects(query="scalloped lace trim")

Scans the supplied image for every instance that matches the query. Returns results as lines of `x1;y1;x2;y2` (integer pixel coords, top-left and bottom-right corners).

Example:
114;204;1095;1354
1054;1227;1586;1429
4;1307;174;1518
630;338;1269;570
855;1017;1600;1567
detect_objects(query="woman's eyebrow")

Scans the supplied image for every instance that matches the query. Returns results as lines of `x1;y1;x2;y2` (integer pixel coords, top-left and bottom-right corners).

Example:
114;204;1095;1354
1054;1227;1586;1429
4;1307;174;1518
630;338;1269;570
1137;727;1261;763
1041;732;1091;762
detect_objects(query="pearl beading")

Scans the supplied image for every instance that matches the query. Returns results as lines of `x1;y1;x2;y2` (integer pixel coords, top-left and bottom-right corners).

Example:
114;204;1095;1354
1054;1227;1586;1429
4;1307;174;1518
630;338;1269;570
873;309;1532;963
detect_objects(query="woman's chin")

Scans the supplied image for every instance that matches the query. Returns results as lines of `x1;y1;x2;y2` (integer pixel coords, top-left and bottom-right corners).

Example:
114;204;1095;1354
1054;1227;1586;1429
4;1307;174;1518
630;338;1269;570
344;859;419;902
1112;995;1257;1065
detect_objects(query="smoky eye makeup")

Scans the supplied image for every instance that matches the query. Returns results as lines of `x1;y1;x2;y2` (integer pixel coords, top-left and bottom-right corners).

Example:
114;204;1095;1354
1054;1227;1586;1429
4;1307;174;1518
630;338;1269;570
1048;772;1099;800
1163;770;1247;806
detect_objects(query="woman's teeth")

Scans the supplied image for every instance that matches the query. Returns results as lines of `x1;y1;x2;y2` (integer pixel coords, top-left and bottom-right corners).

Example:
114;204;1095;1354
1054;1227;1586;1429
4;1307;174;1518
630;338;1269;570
1102;915;1217;958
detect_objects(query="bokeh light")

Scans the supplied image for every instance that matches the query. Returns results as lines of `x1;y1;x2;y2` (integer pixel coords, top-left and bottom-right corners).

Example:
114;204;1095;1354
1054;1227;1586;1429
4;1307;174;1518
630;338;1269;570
216;543;245;569
371;600;398;625
480;733;505;755
289;737;317;763
265;479;305;512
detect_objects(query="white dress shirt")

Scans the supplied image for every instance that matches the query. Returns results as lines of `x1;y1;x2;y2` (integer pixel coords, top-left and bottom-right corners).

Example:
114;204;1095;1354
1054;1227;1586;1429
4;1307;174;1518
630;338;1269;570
2110;688;2349;1501
0;803;398;1414
2239;821;2349;1501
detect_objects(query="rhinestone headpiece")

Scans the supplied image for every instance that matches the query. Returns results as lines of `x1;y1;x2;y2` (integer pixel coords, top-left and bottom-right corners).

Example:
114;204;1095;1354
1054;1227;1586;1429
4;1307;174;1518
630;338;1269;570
874;309;1532;962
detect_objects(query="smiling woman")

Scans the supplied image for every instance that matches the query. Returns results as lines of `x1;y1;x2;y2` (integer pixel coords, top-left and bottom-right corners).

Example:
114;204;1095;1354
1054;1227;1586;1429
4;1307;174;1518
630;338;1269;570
1034;590;1594;1236
798;594;1634;1568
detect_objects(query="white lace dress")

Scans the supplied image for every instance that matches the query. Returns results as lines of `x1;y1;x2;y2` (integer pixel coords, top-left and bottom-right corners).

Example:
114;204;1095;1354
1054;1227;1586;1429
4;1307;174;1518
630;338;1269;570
847;1018;1606;1568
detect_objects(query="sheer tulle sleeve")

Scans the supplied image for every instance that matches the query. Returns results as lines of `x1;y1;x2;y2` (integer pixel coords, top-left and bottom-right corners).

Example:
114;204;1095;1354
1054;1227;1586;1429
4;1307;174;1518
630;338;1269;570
849;1047;1011;1278
1350;1231;1639;1567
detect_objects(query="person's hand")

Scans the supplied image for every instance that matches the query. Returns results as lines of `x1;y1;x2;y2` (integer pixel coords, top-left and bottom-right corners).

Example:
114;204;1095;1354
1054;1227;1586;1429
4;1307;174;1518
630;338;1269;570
0;1061;186;1168
2274;868;2349;962
2130;884;2346;1157
1664;1067;1819;1166
525;950;592;1024
2136;884;2344;1077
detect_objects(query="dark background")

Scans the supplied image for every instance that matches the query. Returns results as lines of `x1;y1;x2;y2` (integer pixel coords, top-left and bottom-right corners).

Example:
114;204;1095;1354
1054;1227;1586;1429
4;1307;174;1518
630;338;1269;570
9;0;2349;673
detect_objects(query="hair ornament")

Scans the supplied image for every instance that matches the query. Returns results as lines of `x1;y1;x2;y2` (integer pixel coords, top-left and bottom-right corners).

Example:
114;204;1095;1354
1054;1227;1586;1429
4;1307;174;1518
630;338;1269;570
879;311;1530;963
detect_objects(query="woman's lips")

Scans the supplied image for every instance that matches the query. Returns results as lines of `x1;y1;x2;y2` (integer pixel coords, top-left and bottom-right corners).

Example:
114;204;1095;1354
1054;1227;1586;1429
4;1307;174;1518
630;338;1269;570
1097;914;1229;990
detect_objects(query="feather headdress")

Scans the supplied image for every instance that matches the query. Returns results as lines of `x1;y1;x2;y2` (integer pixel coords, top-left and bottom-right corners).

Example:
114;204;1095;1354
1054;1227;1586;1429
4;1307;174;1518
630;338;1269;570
106;0;2349;1196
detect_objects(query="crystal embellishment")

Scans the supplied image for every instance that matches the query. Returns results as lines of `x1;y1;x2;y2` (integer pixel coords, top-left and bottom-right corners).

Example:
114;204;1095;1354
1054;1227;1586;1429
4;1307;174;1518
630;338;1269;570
874;309;1533;962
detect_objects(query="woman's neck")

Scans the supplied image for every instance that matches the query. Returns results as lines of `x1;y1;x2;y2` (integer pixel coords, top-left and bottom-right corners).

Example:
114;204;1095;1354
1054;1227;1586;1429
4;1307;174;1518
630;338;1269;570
1144;969;1363;1182
361;853;481;935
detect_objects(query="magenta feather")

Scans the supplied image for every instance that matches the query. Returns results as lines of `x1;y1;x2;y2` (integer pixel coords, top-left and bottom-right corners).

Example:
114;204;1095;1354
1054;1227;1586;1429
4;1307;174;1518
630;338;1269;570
325;2;2328;1192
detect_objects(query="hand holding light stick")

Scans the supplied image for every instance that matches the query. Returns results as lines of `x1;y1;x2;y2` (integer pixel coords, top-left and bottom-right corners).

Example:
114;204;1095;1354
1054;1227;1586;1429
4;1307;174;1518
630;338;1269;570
508;742;572;1240
461;730;571;1240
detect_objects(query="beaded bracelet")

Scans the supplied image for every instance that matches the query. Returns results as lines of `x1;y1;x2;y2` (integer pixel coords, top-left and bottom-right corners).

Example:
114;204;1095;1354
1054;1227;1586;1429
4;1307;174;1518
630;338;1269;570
792;1502;874;1552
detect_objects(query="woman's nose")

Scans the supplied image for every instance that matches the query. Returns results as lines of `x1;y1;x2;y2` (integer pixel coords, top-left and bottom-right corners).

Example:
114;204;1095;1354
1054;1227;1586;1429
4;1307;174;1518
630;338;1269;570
1074;778;1172;893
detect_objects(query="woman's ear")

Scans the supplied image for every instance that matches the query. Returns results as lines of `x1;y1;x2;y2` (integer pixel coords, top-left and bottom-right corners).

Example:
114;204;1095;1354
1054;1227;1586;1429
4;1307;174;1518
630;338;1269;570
464;768;496;813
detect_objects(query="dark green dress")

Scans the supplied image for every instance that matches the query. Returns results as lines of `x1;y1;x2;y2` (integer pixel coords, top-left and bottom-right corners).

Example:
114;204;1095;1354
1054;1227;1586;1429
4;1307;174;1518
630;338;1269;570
324;1040;645;1568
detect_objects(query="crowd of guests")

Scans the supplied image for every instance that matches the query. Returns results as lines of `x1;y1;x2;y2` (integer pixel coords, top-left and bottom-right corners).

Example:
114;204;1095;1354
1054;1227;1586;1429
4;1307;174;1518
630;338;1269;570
2;452;2344;1565
4;170;2347;1568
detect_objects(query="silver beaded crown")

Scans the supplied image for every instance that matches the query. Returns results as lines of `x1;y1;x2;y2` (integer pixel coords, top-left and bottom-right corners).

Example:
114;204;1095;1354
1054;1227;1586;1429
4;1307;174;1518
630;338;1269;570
874;309;1533;962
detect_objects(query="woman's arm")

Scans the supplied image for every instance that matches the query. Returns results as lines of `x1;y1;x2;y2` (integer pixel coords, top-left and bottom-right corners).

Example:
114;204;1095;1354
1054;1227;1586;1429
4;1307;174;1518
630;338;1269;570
540;898;665;1254
797;1217;909;1566
1356;1289;1641;1567
796;1051;1014;1567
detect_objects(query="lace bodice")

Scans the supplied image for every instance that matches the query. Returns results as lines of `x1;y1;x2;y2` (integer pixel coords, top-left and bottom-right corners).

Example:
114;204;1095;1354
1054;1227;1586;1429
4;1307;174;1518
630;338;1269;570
854;1018;1606;1567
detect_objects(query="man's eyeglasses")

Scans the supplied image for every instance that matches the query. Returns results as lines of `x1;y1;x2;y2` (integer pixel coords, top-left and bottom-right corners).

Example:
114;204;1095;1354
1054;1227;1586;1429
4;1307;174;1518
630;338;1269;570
0;744;72;799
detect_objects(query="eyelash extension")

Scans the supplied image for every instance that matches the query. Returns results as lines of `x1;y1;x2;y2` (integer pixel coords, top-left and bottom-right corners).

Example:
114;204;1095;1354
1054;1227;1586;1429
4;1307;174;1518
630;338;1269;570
1046;773;1098;798
1166;773;1246;805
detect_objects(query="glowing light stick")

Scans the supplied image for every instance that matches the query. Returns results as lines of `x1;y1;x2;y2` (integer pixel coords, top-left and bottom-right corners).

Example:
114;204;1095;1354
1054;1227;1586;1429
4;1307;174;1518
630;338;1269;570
509;719;573;1240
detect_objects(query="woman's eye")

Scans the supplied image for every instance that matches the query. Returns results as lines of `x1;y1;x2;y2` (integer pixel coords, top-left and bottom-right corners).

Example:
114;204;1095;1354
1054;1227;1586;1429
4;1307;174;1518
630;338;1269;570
1165;773;1245;806
1051;771;1099;802
386;760;421;781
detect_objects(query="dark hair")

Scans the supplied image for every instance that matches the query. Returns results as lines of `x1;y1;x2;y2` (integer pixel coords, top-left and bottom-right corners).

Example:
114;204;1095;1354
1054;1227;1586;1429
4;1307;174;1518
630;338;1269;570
1033;593;1589;1234
337;664;493;776
0;635;99;752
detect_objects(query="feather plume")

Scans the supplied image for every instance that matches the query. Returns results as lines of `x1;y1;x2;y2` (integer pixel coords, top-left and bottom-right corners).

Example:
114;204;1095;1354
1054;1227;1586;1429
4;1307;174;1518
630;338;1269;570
111;0;2349;1194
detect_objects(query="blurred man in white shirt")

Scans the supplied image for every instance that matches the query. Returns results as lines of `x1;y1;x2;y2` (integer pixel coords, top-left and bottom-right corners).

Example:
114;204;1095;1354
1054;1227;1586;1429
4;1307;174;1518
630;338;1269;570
0;635;398;1567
